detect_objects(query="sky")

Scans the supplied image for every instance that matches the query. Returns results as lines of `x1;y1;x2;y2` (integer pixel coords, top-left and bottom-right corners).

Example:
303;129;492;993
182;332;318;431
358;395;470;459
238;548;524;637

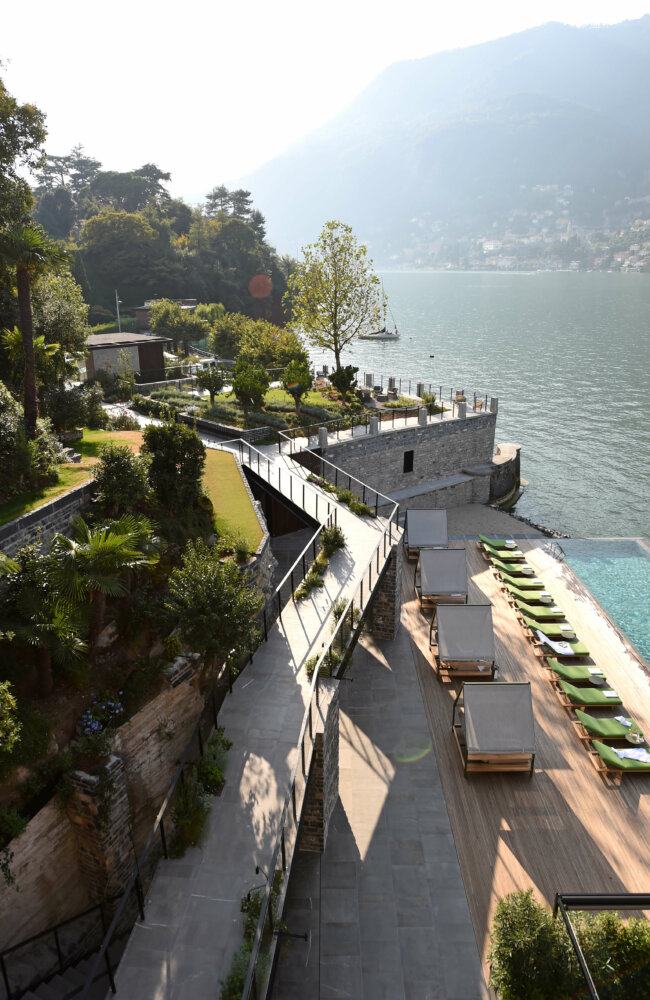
2;0;649;206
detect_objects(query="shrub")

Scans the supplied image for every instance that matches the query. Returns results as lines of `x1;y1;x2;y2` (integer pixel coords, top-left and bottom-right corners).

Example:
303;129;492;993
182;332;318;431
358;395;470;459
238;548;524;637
0;705;51;779
321;524;346;558
93;442;150;515
0;682;21;757
142;421;206;514
170;770;211;855
109;411;141;431
294;569;324;601
195;729;231;794
0;804;26;849
77;691;125;737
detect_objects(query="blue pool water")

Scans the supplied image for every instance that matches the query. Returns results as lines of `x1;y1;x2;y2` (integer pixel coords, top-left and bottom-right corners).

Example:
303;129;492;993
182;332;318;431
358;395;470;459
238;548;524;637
559;539;650;665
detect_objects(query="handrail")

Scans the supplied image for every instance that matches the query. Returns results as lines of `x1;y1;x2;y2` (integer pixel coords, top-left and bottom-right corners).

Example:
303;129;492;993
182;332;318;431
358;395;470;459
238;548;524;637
77;438;337;998
240;441;400;999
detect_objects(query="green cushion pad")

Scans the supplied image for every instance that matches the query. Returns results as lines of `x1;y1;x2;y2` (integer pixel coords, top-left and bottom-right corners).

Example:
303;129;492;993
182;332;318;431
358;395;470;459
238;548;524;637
559;681;621;706
593;741;650;771
575;710;642;739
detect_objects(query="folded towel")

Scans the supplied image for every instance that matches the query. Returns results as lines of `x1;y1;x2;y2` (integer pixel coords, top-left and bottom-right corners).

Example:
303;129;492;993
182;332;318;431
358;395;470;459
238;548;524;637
614;748;650;763
536;630;575;655
614;715;632;728
550;607;563;614
603;690;620;699
588;667;604;675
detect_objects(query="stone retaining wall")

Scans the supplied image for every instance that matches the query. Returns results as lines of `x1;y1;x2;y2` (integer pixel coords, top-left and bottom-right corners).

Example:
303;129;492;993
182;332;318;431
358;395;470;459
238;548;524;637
177;412;268;443
321;414;497;501
366;540;403;641
490;443;521;502
300;680;339;853
0;481;94;558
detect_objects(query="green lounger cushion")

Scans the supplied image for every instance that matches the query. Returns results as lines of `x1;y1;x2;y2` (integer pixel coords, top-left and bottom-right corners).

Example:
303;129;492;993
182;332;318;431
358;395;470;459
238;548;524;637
478;534;513;549
500;573;545;590
548;659;605;683
492;558;536;576
593;741;650;771
515;600;565;620
536;632;590;656
559;681;622;706
523;617;576;638
482;542;525;561
575;710;643;740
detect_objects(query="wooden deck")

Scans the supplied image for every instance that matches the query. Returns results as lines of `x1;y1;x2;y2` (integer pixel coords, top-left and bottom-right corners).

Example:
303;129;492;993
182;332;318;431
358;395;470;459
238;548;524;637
403;537;650;973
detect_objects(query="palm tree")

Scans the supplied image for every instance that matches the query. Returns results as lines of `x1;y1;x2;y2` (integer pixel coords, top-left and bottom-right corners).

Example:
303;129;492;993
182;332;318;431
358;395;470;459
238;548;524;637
50;514;158;645
0;225;68;438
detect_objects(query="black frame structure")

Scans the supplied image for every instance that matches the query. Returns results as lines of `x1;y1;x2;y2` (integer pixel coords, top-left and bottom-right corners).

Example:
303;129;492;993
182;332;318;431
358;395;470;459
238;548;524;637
553;893;650;1000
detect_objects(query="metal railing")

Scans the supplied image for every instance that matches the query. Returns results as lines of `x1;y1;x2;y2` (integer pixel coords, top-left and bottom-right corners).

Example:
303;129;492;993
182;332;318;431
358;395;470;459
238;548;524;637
239;446;400;999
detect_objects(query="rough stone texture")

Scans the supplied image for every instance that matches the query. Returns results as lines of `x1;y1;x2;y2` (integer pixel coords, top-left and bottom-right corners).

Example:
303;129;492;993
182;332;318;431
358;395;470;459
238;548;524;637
300;680;340;853
0;481;94;558
112;670;204;850
490;442;521;501
0;801;92;950
366;542;403;641
178;411;268;443
322;413;496;500
393;478;474;510
67;756;133;902
0;667;203;951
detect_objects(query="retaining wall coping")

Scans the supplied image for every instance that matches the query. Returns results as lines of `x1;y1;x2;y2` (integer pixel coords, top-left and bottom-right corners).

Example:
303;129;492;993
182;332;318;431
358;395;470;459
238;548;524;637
0;480;95;544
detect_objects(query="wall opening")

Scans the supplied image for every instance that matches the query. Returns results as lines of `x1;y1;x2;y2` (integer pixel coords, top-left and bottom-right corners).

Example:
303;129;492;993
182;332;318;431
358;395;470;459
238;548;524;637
403;450;414;473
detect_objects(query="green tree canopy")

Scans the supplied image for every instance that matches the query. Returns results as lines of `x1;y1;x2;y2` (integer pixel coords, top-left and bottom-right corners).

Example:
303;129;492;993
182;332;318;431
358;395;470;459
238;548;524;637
282;359;313;413
164;539;262;670
195;364;225;405
141;421;206;514
231;360;269;422
0;75;46;227
238;319;307;370
284;220;383;371
148;298;209;353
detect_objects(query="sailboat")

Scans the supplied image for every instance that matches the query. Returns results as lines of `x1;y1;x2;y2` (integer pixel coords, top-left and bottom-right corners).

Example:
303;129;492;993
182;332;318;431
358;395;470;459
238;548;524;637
358;283;400;340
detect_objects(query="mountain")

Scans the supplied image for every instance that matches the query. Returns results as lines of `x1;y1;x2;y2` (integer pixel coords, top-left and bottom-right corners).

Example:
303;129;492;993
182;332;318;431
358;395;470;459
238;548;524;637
243;18;650;260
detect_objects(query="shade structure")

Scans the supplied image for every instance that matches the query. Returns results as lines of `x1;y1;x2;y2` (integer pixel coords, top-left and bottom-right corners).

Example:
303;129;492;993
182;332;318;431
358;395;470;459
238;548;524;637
404;509;448;558
432;605;495;679
453;682;536;776
415;548;467;607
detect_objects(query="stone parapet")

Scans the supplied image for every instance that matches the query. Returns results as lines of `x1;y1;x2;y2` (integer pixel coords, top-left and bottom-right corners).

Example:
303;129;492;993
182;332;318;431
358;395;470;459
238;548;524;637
300;680;339;853
0;481;94;558
366;540;403;640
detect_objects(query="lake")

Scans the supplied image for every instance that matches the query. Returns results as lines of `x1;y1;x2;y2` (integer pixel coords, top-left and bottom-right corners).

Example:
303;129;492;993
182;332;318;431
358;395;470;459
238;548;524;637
309;271;650;540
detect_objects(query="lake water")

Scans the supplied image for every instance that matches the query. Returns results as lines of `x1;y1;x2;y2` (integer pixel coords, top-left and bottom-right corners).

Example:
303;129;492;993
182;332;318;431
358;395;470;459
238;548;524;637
310;271;650;540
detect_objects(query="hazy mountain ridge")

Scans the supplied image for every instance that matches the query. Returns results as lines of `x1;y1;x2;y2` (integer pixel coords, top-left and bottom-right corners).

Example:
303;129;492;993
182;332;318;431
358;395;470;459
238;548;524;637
244;18;650;259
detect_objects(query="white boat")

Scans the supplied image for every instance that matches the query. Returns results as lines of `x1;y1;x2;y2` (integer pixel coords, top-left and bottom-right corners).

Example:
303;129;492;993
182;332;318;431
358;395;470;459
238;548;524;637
359;284;400;340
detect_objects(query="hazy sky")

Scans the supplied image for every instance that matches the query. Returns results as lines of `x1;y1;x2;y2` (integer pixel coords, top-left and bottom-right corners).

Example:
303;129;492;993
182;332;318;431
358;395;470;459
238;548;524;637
2;0;649;205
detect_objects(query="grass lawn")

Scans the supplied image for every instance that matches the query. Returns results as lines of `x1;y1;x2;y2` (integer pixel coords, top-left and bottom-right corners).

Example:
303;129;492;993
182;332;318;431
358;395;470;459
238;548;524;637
203;449;263;551
0;428;263;550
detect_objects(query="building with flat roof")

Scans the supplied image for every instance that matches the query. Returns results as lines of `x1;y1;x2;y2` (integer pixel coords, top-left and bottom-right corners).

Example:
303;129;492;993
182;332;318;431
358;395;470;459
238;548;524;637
85;333;172;380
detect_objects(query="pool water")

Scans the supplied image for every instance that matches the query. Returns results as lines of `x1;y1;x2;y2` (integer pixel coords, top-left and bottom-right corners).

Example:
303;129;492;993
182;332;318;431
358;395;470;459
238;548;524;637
559;539;650;665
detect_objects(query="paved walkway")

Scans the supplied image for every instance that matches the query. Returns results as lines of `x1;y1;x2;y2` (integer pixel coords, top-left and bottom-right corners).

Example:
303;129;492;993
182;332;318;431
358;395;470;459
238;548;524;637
272;628;489;1000
113;451;393;998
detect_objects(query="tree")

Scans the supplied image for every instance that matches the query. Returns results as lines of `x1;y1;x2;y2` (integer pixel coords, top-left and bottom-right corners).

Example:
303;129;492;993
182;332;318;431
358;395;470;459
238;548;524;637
231;360;269;423
164;539;262;670
284;220;383;372
141;422;206;514
282;359;313;413
148;299;208;354
195;364;225;406
0;75;46;227
33;186;76;239
51;514;156;645
237;319;308;370
0;225;68;438
92;442;150;516
329;364;359;403
32;268;90;363
205;185;230;216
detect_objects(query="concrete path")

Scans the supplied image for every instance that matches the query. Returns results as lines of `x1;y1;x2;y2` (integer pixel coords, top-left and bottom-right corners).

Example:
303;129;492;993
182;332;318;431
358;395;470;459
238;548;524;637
113;451;393;998
272;626;489;1000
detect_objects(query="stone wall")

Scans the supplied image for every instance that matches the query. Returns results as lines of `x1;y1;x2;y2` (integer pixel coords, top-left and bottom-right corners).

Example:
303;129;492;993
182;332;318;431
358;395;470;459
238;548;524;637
177;412;268;443
0;481;94;558
365;541;403;641
300;680;339;853
0;664;204;951
490;443;521;502
321;413;497;500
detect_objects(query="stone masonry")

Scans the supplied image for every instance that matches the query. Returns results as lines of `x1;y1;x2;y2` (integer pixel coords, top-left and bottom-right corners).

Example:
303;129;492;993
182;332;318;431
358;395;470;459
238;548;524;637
365;541;403;641
67;755;133;902
0;481;94;558
300;680;340;853
321;412;497;499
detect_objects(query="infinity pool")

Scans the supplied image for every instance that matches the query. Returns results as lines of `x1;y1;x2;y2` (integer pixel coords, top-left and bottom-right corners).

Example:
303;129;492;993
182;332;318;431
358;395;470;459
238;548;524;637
559;538;650;665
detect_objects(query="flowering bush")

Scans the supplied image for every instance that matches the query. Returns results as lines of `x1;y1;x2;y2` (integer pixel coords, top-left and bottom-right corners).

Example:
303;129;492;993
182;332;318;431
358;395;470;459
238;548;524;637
78;691;125;736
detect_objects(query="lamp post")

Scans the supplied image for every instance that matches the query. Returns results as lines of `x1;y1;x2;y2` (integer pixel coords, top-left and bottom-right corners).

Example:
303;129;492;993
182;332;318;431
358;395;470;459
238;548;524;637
115;289;122;334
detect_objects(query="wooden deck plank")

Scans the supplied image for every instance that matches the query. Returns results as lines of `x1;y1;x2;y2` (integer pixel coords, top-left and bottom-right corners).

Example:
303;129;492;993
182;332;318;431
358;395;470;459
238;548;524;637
403;537;650;974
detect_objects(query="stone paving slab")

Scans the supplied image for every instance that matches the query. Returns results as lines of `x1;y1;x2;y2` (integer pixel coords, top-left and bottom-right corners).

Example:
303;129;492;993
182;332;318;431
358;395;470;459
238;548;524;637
113;451;394;999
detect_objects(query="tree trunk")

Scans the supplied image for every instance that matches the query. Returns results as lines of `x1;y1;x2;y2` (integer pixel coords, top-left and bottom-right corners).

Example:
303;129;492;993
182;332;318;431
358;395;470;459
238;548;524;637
37;646;54;697
16;265;38;439
89;590;107;646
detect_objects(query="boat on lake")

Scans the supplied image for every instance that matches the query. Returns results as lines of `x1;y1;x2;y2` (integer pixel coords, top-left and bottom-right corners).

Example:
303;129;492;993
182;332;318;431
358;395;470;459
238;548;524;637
359;284;400;340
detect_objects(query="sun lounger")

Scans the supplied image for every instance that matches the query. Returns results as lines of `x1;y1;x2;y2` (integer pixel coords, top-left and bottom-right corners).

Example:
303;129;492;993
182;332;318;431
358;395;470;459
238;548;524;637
523;617;577;638
546;659;606;684
478;534;516;550
500;572;545;590
573;709;644;742
481;542;525;562
534;630;589;658
556;680;622;708
514;600;565;621
591;740;650;775
491;557;537;577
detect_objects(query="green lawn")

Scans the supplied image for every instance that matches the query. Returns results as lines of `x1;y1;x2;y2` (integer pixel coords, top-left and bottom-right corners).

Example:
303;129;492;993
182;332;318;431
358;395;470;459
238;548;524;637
0;428;263;551
203;449;263;551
